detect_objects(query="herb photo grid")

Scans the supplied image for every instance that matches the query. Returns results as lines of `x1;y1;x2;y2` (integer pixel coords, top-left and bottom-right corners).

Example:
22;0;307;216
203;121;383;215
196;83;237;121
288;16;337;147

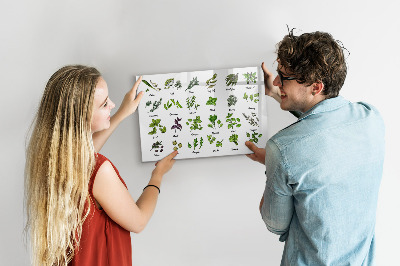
137;66;266;162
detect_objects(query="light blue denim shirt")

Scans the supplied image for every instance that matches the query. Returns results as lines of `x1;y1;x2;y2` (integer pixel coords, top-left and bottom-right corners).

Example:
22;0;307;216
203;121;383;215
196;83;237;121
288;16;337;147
261;96;385;266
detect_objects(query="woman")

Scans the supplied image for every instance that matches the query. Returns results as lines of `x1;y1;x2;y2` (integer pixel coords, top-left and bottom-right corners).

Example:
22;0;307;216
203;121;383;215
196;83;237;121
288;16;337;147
25;65;177;265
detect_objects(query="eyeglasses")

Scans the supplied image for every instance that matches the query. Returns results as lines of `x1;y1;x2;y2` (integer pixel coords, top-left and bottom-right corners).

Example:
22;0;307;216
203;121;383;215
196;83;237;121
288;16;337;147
277;70;297;86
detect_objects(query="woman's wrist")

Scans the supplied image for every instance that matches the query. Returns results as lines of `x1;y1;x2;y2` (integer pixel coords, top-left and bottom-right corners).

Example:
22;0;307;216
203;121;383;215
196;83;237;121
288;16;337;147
150;171;163;185
112;109;127;124
143;184;160;194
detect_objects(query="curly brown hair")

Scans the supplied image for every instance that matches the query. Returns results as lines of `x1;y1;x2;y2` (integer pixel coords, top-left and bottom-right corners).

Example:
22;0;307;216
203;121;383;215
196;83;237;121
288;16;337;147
277;30;348;98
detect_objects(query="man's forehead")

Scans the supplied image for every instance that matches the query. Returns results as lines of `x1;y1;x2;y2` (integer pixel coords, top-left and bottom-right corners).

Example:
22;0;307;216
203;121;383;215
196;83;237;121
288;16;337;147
277;63;294;76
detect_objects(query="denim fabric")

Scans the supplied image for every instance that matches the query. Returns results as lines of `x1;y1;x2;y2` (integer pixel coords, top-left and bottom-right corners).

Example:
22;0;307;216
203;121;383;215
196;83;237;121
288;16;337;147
261;96;385;266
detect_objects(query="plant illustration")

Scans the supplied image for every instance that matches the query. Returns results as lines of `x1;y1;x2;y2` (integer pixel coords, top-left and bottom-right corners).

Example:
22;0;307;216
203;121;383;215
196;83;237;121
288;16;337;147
164;99;183;110
206;73;217;89
227;95;237;107
243;92;259;103
142;80;161;91
186;96;200;110
207;114;223;129
164;78;174;89
188;137;204;150
174;80;182;89
150;80;160;89
188;141;194;149
207;135;216;144
229;134;239;145
171;117;183;133
251;93;259;103
243;72;257;84
225;73;238;86
186;77;199;91
246;132;263;143
242;112;259;127
206;96;217;106
147;99;162;112
150;141;164;152
148;127;157;135
226;113;241;129
148;119;167;135
216;140;223;147
172;140;183;151
186;116;203;131
207;135;223;147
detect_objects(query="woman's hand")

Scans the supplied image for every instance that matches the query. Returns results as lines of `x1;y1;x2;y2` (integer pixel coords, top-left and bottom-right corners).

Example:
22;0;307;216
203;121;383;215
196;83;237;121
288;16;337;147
115;76;144;120
152;150;178;179
245;141;266;165
262;62;281;103
92;77;144;152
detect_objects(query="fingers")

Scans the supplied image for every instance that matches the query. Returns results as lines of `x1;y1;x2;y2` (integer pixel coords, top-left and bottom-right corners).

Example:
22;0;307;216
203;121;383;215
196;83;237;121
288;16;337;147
166;150;178;160
130;76;142;96
245;153;257;161
135;90;144;104
158;150;178;164
245;141;259;152
155;151;177;175
261;62;271;76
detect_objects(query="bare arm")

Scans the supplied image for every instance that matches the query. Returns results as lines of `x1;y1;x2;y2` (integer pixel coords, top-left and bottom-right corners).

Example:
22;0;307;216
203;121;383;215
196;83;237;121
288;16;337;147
93;151;178;233
93;77;144;152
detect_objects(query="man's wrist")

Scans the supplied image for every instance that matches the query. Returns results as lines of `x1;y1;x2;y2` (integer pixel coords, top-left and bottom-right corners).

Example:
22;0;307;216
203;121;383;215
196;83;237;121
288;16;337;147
271;93;282;103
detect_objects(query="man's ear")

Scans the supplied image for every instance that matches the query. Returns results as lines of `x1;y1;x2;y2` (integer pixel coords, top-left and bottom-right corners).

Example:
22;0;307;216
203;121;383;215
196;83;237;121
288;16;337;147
312;82;324;96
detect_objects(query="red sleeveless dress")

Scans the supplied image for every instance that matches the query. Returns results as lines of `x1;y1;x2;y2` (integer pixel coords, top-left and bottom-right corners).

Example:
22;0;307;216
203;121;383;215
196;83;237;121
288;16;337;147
69;153;132;266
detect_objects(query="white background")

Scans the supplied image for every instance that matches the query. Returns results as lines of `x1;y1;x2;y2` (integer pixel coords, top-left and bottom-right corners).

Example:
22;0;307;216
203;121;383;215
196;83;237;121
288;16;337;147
1;0;399;265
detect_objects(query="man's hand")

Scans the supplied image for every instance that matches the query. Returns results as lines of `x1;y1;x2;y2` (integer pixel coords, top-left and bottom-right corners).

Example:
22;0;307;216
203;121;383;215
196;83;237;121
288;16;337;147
262;62;281;103
245;141;266;165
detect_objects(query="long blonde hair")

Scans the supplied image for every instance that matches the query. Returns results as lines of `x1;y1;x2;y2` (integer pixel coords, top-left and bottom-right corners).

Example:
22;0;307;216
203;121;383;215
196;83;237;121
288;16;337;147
25;65;101;265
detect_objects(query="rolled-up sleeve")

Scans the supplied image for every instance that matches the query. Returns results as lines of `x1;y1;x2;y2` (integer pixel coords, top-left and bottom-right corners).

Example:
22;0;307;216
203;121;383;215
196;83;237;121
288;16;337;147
260;139;294;241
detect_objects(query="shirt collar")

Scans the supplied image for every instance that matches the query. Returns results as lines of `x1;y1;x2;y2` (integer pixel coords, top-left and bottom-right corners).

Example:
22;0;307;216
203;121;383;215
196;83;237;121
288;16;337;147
298;95;350;121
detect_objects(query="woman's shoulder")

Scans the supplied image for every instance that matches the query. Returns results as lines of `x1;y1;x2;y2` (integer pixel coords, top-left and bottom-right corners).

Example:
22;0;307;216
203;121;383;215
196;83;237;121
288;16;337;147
94;153;127;188
95;153;108;164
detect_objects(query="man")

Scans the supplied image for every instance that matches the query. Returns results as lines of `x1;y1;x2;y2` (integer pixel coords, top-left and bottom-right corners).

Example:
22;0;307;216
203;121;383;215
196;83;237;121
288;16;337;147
245;30;385;265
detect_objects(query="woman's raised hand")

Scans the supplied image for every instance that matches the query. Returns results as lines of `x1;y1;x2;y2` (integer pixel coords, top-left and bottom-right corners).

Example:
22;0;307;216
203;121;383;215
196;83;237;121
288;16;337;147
116;76;144;119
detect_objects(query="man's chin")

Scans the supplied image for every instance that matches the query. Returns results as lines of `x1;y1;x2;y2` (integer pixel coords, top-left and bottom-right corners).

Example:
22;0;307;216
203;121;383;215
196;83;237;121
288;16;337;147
279;103;290;111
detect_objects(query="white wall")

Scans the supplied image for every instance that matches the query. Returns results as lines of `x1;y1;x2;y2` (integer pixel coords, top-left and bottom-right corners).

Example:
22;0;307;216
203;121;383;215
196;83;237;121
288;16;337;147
1;0;399;265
